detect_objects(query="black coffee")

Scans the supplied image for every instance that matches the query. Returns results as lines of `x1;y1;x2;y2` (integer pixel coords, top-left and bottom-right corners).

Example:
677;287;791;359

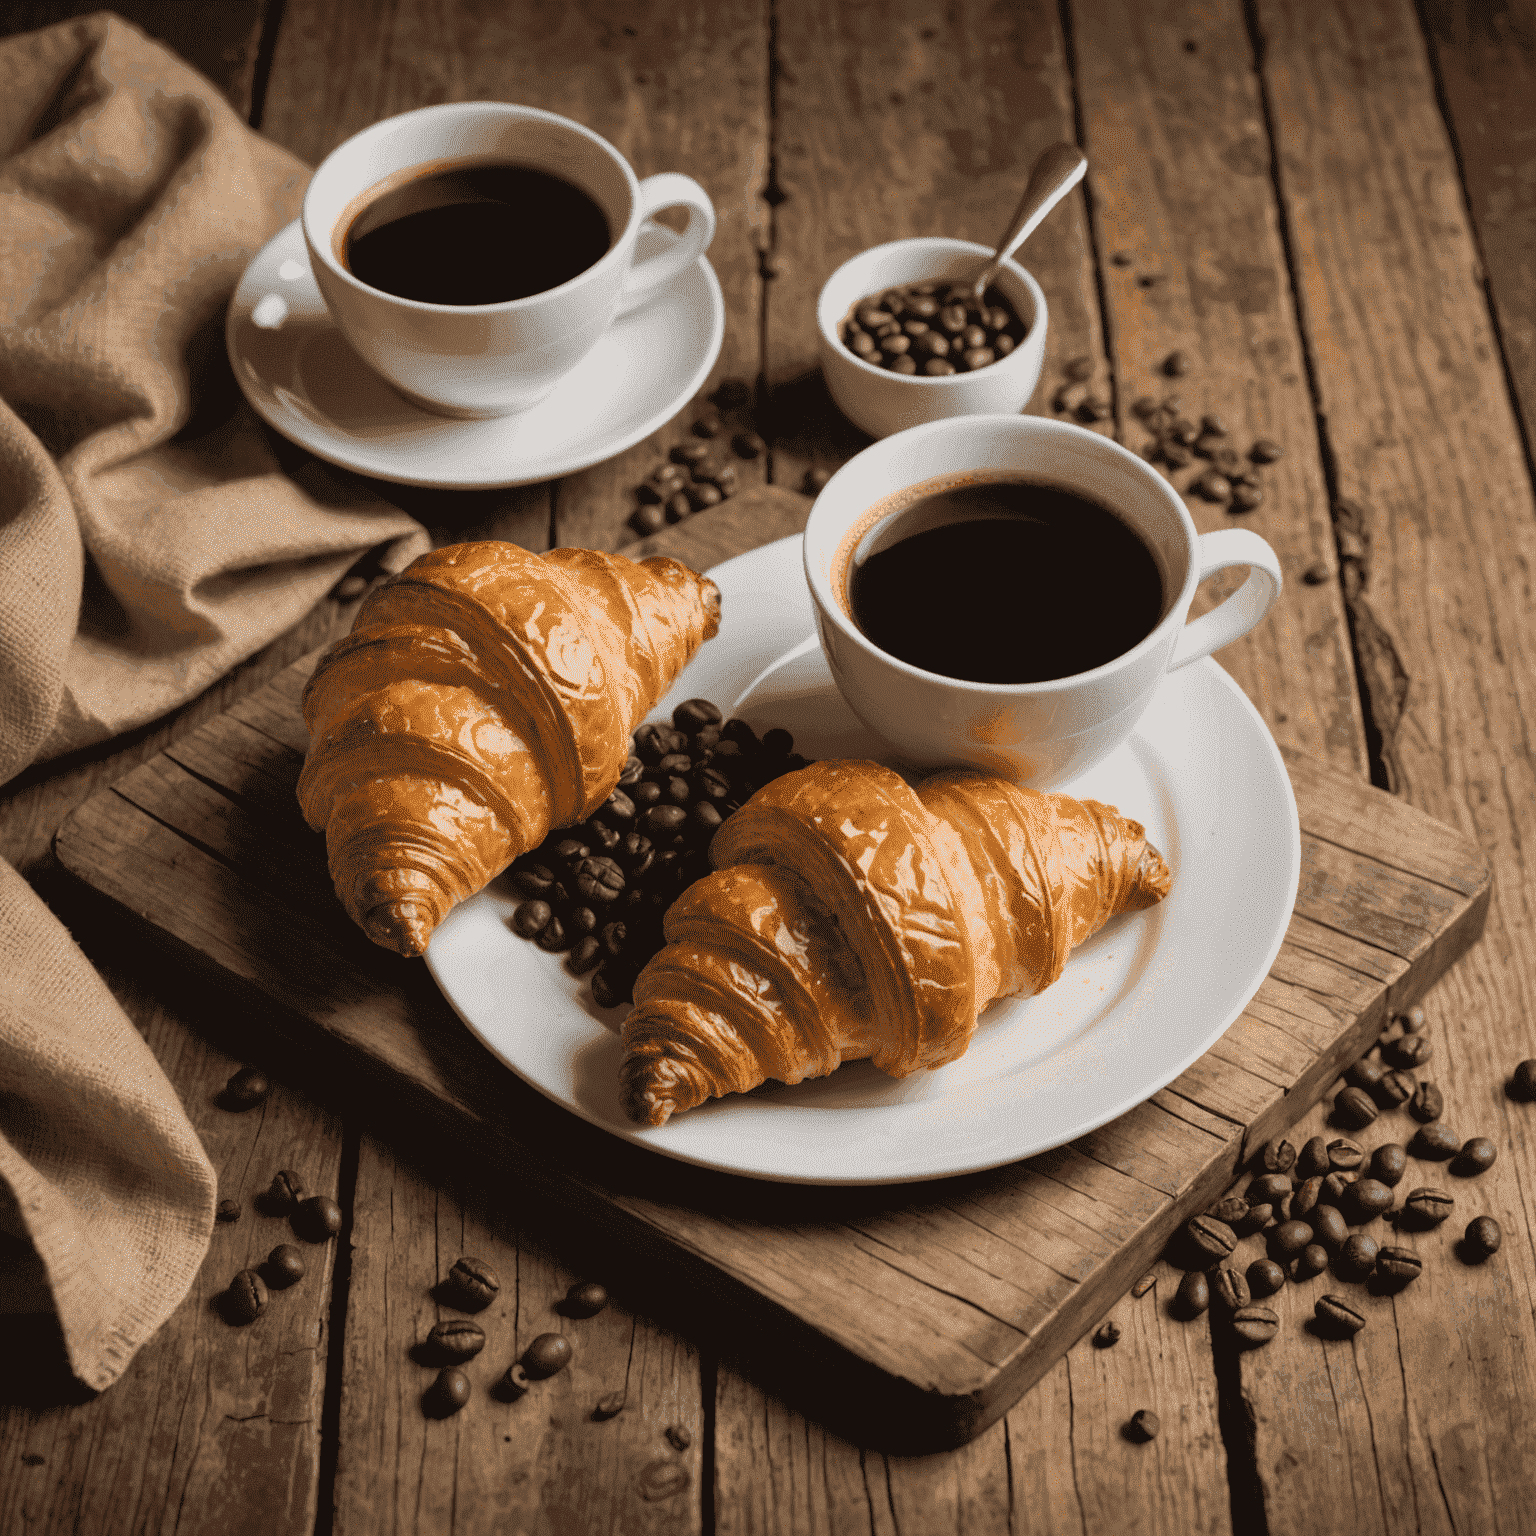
847;479;1164;684
343;163;610;305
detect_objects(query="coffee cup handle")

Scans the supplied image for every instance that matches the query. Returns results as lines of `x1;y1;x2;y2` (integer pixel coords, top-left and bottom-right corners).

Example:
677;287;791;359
1167;528;1284;672
616;173;717;318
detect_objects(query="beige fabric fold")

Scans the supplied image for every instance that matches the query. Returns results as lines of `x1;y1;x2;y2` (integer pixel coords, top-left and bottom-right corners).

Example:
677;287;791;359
0;12;429;1391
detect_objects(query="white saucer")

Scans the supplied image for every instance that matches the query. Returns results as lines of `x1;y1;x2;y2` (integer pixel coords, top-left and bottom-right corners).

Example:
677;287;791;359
225;218;725;489
426;535;1301;1185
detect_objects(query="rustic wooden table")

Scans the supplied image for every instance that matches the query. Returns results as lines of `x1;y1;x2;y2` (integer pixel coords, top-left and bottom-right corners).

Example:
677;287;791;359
4;1;1534;1531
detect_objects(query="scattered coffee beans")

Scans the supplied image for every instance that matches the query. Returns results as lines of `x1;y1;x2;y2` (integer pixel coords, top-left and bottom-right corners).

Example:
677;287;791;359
445;1256;500;1311
1326;1138;1364;1172
1370;1143;1407;1187
522;1333;574;1379
1231;1305;1280;1347
1511;1059;1536;1101
1247;1258;1286;1298
1310;1205;1348;1253
1287;1244;1329;1282
841;283;1027;375
1129;1408;1160;1442
223;1066;270;1110
1387;1034;1432;1069
1248;1173;1293;1207
1334;1086;1378;1128
424;1368;471;1418
1377;1069;1415;1107
1250;439;1283;463
1131;1272;1157;1299
1375;1245;1423;1286
266;1244;305;1289
1302;561;1330;585
216;1199;242;1224
1291;1177;1325;1221
1210;1196;1249;1226
593;1391;628;1421
1297;1136;1331;1180
1398;1004;1427;1032
428;1320;487;1364
1409;1082;1444;1122
1345;1057;1386;1092
1235;1202;1273;1237
1212;1266;1251;1312
1463;1216;1502;1261
1257;1136;1296;1174
1094;1319;1123;1348
1321;1172;1356;1206
1186;1215;1237;1264
1177;1270;1211;1316
1346;1178;1394;1223
1336;1234;1379;1281
266;1169;305;1212
294;1194;343;1243
1269;1219;1314;1259
497;1363;532;1401
1453;1137;1497;1176
1315;1294;1366;1336
1163;350;1190;377
1403;1187;1454;1227
226;1269;268;1325
1412;1122;1460;1161
564;1280;610;1318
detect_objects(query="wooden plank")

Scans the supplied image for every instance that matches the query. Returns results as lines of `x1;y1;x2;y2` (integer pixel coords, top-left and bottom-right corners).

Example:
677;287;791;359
1068;0;1366;777
1239;2;1536;1530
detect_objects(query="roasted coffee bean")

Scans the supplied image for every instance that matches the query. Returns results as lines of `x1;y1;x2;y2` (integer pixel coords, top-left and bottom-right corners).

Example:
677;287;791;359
1163;350;1190;377
687;482;723;511
1271;1192;1294;1224
223;1066;270;1110
1346;1054;1388;1091
664;492;692;523
514;864;556;897
1315;1294;1366;1335
631;780;663;810
1235;1202;1272;1237
1093;1319;1123;1348
803;467;831;494
265;1244;305;1288
1210;1196;1250;1227
226;1269;268;1325
1248;1173;1294;1207
333;573;369;601
1291;1176;1325;1221
1231;1306;1280;1347
693;411;722;438
1230;484;1264;513
567;905;598;937
1376;1245;1423;1286
536;916;571;952
294;1195;343;1242
1403;1187;1454;1226
424;1368;471;1418
880;334;911;358
652;460;688;489
523;1333;573;1378
674;698;723;733
1192;471;1231;502
599;790;637;829
689;801;723;840
629;504;666;536
1412;1122;1460;1160
619;757;644;787
511;899;553;938
1387;1033;1432;1069
661;773;691;804
1269;1219;1313;1259
1296;1135;1331;1180
1327;1138;1364;1172
1247;1258;1286;1298
1248;438;1284;464
922;358;957;376
267;1169;305;1211
1397;1003;1427;1032
1370;1143;1408;1187
692;724;721;751
1512;1059;1536;1101
574;856;625;904
1321;1172;1356;1206
216;1198;242;1223
497;1363;532;1401
1302;561;1331;584
1377;1069;1415;1107
593;1391;628;1421
1177;1269;1210;1315
568;936;602;975
962;346;997;372
1453;1136;1497;1176
1194;431;1227;459
564;1280;610;1318
693;766;732;802
1212;1266;1251;1312
1463;1216;1502;1261
1334;1087;1378;1129
1351;1173;1400;1222
428;1319;487;1364
1131;1272;1157;1299
1410;1081;1444;1122
671;441;710;467
1064;355;1094;382
446;1256;500;1310
1129;1408;1160;1442
1185;1215;1237;1263
1336;1234;1379;1281
642;804;689;840
599;922;628;960
583;821;621;855
732;431;766;460
1287;1244;1329;1282
591;967;628;1008
1310;1205;1348;1252
1258;1136;1297;1175
634;724;675;764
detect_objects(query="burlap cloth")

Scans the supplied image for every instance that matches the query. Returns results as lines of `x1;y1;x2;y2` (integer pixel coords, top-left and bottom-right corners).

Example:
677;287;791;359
0;13;429;1391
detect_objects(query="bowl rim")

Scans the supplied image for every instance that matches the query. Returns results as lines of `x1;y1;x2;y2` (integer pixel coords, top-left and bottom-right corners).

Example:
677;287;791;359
816;236;1047;389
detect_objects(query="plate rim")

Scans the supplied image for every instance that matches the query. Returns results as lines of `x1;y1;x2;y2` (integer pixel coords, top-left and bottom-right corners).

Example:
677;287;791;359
225;217;726;490
425;533;1302;1185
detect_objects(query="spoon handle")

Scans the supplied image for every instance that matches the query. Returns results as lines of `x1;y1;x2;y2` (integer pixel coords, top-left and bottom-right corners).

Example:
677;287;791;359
972;142;1088;296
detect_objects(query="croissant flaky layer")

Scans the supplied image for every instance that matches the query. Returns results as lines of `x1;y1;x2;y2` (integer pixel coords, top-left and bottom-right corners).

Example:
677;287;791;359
298;542;720;956
619;760;1171;1125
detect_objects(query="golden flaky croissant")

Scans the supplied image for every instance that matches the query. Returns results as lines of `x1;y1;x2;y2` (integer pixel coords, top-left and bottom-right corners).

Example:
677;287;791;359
620;759;1171;1125
298;541;720;957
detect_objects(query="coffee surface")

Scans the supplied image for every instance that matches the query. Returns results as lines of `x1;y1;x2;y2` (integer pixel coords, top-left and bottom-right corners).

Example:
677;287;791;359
343;163;610;305
847;480;1164;684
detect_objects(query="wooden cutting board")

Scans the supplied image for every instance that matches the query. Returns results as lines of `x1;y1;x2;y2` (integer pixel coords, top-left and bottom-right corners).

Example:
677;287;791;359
53;490;1490;1452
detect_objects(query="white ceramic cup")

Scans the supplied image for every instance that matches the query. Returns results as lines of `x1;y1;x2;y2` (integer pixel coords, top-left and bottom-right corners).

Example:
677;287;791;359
302;102;716;418
817;238;1048;439
803;414;1283;787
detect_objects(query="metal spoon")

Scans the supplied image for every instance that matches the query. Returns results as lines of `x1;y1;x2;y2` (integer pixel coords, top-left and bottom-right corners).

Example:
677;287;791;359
969;142;1088;302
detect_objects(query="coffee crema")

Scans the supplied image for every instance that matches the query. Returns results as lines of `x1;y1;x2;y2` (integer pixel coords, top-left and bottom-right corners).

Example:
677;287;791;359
342;162;611;306
846;477;1165;685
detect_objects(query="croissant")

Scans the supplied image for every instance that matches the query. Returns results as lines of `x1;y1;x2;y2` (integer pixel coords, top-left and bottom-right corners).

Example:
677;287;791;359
297;541;721;957
619;759;1171;1125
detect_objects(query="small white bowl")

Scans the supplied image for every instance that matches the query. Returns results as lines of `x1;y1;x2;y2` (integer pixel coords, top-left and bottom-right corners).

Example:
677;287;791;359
816;237;1048;440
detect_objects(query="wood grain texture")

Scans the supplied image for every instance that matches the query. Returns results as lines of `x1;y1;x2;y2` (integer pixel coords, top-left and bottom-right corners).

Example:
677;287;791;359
1238;1;1536;1529
260;0;769;556
1067;0;1367;776
766;0;1109;492
50;503;1489;1454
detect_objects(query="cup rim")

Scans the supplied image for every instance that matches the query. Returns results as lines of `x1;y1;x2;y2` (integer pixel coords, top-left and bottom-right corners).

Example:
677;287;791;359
816;237;1046;389
301;100;643;316
803;414;1202;695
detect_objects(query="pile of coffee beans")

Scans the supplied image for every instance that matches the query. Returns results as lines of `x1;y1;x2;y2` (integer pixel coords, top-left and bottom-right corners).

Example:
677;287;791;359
505;699;811;1009
628;380;764;537
838;282;1028;377
215;1163;342;1326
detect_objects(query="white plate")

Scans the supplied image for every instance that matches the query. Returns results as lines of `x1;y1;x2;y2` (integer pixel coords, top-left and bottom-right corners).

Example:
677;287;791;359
225;218;724;489
426;535;1301;1184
